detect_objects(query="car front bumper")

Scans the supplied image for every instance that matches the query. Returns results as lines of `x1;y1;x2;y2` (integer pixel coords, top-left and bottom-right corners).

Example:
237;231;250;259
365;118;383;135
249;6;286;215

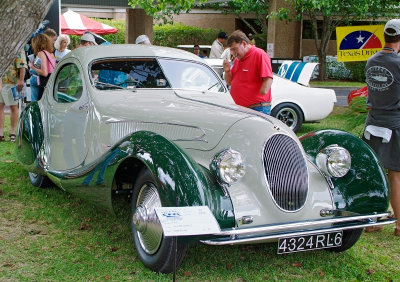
201;212;396;245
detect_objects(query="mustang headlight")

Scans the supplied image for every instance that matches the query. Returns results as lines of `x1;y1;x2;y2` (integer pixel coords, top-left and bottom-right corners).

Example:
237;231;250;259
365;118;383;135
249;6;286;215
316;145;351;178
210;149;245;185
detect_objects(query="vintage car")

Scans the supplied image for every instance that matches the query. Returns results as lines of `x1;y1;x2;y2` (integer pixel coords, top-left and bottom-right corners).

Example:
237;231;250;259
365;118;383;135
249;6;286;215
16;45;395;274
178;45;336;133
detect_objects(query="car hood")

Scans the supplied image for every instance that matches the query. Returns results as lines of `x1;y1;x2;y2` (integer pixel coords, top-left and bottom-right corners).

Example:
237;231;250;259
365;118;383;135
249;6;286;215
93;89;278;151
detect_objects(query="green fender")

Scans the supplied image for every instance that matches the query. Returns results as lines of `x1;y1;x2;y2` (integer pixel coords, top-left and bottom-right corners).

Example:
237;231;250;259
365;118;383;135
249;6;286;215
15;102;44;168
300;129;389;214
127;131;235;229
55;131;235;229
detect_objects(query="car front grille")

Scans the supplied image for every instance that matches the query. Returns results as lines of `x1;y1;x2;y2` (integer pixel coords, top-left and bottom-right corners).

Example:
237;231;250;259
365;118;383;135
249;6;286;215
263;134;308;211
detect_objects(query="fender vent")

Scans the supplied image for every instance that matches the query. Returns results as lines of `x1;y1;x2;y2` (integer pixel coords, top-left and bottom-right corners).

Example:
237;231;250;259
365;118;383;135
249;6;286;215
263;134;308;211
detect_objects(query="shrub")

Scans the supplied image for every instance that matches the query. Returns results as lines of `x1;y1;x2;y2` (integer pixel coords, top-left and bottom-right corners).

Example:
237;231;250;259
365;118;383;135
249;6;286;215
153;23;220;47
344;61;367;82
67;21;221;49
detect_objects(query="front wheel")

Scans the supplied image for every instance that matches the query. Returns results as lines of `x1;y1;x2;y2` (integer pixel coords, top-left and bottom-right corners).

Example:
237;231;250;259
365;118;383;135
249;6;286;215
28;172;52;188
130;168;186;273
271;103;304;133
328;228;363;252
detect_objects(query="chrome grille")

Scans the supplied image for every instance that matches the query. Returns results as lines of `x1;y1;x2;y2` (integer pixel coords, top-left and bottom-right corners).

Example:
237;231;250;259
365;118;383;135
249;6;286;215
263;134;308;211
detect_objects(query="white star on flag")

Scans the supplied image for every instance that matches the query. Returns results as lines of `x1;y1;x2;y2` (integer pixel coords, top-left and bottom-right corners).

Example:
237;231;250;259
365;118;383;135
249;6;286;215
356;34;365;43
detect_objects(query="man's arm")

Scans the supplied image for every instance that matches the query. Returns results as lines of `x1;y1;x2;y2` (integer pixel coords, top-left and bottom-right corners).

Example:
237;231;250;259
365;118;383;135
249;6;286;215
260;77;273;95
17;67;26;92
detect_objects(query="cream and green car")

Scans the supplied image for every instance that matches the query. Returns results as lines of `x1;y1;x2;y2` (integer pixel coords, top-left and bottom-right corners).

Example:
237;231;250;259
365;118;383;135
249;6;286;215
17;45;395;273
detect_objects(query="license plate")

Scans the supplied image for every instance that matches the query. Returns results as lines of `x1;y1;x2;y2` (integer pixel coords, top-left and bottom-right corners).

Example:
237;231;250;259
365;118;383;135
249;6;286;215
277;231;343;254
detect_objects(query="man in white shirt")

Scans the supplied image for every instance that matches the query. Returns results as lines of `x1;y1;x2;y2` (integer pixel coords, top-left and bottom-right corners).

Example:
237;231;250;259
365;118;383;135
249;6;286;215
210;32;228;58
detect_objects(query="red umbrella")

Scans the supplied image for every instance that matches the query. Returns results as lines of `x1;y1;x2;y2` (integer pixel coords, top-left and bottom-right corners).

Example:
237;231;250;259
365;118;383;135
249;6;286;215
60;10;118;35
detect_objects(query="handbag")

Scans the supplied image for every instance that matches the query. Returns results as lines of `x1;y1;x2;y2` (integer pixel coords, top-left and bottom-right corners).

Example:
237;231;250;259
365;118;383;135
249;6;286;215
38;51;55;88
39;74;50;88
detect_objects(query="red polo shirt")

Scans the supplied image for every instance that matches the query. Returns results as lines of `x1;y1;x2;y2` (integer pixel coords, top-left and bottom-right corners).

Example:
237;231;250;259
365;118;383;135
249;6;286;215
230;46;273;107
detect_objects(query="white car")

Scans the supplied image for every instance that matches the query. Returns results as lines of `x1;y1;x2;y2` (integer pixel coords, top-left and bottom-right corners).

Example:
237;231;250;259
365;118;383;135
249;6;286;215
17;45;389;275
205;58;336;133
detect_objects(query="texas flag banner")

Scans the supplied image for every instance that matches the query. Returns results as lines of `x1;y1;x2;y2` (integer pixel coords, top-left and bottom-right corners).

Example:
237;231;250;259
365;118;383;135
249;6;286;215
336;25;385;62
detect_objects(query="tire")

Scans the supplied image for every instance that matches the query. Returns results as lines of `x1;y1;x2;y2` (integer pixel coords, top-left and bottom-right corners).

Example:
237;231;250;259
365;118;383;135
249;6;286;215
28;172;52;188
271;103;304;133
130;168;186;273
328;228;363;252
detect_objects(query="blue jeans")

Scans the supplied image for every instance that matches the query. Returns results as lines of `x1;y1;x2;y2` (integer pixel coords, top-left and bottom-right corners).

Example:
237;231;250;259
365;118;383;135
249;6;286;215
251;105;271;115
30;75;40;102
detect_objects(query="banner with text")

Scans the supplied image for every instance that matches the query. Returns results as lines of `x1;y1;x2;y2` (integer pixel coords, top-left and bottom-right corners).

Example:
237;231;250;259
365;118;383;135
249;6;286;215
336;25;384;62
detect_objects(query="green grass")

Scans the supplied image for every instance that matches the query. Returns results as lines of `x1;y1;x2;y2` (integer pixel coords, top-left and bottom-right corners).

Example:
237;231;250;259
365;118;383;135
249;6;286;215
1;111;399;281
310;80;366;87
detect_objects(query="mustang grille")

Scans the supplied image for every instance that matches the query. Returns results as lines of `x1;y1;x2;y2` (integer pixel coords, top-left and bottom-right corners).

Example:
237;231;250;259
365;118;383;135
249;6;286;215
263;134;308;211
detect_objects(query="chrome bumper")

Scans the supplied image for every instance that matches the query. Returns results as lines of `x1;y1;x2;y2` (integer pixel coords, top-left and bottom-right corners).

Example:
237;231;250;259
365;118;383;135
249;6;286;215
201;212;396;246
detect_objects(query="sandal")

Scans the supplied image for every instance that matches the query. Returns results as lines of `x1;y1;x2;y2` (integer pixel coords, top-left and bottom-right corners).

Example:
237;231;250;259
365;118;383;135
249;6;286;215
0;136;4;142
9;134;16;142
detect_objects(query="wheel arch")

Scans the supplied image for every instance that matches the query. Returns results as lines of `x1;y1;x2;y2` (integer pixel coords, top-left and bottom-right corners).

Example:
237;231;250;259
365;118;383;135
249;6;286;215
112;131;235;229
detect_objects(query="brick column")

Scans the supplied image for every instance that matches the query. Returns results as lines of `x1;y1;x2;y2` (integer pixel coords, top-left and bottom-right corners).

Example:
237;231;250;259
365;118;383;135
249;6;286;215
125;8;153;44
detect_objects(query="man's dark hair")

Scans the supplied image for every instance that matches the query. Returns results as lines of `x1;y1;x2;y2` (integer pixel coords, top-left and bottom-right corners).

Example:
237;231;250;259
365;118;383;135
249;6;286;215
194;44;200;48
218;32;228;39
384;28;400;43
227;30;250;47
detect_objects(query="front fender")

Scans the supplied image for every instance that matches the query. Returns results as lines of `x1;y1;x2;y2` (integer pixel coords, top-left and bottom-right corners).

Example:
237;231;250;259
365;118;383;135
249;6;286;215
129;131;235;229
55;131;234;229
15;102;44;170
300;129;389;214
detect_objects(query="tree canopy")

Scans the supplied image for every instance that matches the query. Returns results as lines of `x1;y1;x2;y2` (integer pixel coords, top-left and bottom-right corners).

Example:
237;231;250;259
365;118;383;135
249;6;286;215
281;0;399;79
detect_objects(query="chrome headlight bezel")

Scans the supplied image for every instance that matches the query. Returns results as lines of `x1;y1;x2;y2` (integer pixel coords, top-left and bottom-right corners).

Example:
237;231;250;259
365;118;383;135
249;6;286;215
316;144;351;178
210;149;246;185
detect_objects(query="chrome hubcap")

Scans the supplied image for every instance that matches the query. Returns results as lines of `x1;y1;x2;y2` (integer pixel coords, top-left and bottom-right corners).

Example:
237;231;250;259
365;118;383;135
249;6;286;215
277;108;298;129
133;183;163;255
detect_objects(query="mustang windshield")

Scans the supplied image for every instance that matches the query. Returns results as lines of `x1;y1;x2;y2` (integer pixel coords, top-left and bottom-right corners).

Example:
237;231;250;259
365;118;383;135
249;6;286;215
158;58;225;92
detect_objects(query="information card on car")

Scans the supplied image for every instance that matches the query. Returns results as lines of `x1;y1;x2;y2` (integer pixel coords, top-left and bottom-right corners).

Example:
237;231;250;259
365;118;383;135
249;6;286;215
155;206;221;237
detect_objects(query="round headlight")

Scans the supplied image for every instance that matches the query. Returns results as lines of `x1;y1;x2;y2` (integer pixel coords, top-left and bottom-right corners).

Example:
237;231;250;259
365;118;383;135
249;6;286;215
210;149;245;185
316;145;351;178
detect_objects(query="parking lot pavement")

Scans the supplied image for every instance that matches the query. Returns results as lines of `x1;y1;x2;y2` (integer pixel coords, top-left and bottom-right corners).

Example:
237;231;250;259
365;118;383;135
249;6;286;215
330;87;359;107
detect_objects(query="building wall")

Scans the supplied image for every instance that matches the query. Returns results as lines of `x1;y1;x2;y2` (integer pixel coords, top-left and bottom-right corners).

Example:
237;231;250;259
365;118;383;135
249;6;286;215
170;11;237;35
301;39;337;57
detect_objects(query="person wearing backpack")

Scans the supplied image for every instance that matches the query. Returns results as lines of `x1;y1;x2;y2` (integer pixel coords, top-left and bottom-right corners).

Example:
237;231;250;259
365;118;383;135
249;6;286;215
28;33;56;100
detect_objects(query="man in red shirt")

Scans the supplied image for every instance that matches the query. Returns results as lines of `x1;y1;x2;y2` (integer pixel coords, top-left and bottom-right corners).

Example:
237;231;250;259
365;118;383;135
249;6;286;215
223;30;273;114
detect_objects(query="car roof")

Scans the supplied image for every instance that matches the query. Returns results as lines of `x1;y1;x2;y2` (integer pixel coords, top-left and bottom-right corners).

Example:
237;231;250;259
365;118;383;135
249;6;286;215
177;45;212;49
63;44;204;65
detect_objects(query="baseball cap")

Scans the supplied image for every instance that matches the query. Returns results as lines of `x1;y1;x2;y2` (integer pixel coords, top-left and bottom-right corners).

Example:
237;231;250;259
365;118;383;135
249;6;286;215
384;19;400;36
218;32;228;39
81;33;97;45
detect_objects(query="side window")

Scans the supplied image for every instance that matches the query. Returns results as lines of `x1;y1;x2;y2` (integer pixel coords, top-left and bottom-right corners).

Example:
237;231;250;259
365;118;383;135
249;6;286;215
91;59;170;90
54;64;83;103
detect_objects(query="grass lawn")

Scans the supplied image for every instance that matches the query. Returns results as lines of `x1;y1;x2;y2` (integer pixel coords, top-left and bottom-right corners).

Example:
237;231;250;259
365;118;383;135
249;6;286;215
309;80;366;88
1;108;399;281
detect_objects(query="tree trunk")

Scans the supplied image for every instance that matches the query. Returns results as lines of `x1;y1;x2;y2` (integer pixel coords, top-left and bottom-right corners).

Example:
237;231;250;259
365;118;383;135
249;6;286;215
0;0;53;78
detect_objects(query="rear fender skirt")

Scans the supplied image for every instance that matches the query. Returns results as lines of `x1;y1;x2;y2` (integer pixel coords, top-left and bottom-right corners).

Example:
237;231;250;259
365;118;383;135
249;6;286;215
52;131;234;228
300;129;389;213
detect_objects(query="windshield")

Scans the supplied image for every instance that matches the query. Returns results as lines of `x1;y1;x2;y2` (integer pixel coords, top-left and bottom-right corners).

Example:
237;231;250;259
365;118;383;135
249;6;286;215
158;59;225;92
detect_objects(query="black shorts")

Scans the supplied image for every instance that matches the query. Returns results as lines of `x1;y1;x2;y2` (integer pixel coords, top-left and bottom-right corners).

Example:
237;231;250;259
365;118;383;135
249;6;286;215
362;127;400;171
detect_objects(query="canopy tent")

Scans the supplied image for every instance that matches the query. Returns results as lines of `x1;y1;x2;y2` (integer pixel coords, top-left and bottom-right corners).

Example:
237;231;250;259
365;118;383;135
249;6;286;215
60;10;118;35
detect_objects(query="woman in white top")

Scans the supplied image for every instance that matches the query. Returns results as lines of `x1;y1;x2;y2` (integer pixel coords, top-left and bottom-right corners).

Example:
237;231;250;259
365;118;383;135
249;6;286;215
54;34;71;62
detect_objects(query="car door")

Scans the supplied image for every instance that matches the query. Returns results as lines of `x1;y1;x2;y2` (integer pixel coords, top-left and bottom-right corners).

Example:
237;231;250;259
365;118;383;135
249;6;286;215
45;60;90;171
